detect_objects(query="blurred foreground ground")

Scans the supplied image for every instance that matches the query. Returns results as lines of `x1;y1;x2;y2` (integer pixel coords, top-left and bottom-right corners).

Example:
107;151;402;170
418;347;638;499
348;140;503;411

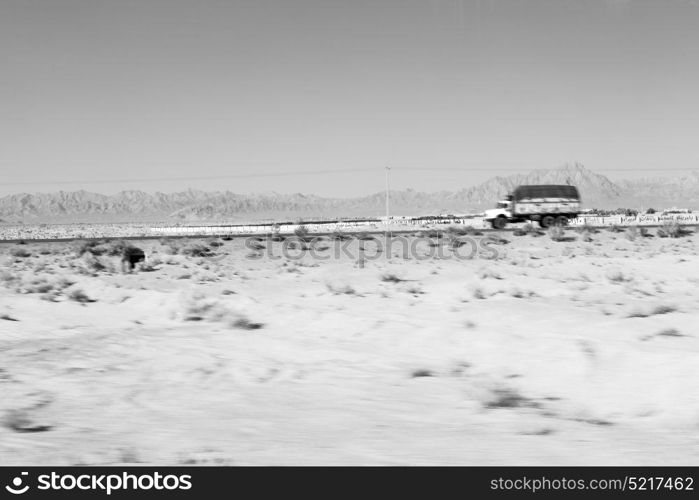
1;229;698;465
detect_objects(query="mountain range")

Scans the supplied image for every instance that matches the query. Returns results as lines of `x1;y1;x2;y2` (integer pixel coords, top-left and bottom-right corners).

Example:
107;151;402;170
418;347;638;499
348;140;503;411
1;163;697;223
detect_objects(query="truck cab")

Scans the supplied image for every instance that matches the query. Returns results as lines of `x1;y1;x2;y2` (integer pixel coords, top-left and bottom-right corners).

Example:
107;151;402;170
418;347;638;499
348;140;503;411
484;196;514;229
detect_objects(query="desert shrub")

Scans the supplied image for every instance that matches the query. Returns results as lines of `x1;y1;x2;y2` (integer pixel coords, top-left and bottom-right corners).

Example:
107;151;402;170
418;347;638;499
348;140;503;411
231;317;264;330
513;223;543;237
286;239;308;251
652;305;677;315
657;220;690;238
510;288;531;298
294;225;310;238
447;225;482;236
135;261;158;272
0;271;16;286
405;284;424;295
606;269;632;283
180;243;216;257
248;240;266;251
625;226;639;241
17;276;54;294
56;277;75;289
10;248;31;258
355;232;375;240
547;226;576;242
326;282;356;295
656;328;683;337
68;288;95;303
608;224;624;233
208;240;224;247
177;292;263;329
548;226;564;241
381;273;404;283
575;223;599;234
76;253;108;274
485;388;537;409
73;240;103;256
74;239;140;259
330;230;352;241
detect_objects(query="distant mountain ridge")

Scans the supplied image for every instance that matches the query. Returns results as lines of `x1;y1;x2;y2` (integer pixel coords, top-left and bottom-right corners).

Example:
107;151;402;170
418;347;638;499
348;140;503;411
1;163;697;223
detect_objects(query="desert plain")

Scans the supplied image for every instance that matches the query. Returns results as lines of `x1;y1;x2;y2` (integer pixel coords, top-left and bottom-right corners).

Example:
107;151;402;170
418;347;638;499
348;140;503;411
1;225;698;465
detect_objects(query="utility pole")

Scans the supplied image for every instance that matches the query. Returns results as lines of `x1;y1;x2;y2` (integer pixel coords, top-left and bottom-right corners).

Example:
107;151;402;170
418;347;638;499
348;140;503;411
385;165;391;222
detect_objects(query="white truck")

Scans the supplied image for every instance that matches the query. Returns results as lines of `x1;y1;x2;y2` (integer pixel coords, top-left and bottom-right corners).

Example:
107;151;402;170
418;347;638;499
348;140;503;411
484;184;581;229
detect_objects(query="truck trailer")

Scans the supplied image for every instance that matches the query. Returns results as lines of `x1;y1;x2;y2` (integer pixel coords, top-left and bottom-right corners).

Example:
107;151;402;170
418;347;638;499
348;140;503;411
484;185;581;229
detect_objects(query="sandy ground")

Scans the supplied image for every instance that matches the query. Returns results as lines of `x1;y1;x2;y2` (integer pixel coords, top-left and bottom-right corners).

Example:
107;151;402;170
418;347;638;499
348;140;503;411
1;227;698;465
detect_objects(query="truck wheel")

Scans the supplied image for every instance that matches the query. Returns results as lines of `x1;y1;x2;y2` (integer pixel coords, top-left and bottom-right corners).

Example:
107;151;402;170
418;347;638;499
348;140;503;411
491;216;507;230
555;215;568;226
540;215;555;228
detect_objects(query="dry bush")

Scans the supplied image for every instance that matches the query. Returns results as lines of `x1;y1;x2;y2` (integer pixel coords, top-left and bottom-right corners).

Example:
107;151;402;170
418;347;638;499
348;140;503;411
3;272;73;296
608;224;624;233
606;269;633;283
657;220;691;238
73;239;105;256
355;232;375;241
17;276;54;294
175;291;263;329
656;328;683;337
547;226;575;242
484;387;537;409
10;247;32;258
326;282;357;295
381;273;404;283
575;223;599;234
294;224;309;236
447;225;482;236
178;242;216;257
135;261;158;272
72;253;111;275
513;223;543;237
479;269;503;280
286;239;309;251
404;284;424;295
487;235;510;245
652;304;677;315
626;225;653;241
249;240;266;251
68;288;96;303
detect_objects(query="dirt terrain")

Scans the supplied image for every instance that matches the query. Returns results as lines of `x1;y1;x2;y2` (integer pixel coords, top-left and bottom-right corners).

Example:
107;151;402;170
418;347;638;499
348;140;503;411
1;226;698;465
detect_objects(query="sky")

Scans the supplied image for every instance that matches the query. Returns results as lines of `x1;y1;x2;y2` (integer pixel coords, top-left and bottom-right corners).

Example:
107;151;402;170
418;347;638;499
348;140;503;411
1;0;698;197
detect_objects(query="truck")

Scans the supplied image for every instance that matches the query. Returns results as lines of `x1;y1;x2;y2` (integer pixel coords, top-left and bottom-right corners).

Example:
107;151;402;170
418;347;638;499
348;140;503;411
483;184;581;229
